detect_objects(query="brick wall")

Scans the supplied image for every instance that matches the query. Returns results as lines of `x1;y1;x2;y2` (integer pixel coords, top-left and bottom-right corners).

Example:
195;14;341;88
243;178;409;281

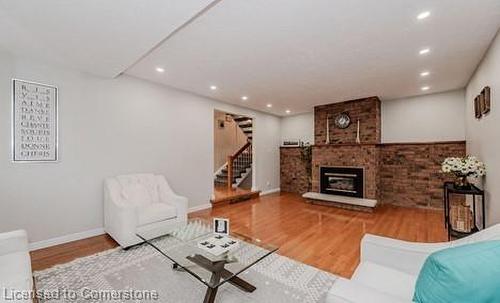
280;147;310;194
314;97;381;145
280;96;466;209
379;142;466;208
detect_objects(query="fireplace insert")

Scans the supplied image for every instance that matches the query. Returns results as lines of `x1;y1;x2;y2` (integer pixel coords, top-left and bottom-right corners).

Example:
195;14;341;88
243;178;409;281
320;166;364;198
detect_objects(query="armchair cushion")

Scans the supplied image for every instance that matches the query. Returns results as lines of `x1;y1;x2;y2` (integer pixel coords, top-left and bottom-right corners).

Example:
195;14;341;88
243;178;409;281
414;240;500;303
137;203;177;226
0;251;32;286
353;261;416;301
121;183;153;207
0;230;29;256
327;278;407;303
105;174;188;248
116;174;160;203
0;231;32;303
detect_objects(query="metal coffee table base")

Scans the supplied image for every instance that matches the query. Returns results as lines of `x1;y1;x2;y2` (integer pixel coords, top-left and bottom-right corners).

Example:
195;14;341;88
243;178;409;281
173;254;256;303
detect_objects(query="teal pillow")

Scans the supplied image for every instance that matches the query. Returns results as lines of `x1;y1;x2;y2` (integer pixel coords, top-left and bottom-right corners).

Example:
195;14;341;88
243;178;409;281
414;240;500;303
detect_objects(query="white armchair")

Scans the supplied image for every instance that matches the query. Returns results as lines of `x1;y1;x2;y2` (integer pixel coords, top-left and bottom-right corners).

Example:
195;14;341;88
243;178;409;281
0;230;33;303
326;224;500;303
104;174;188;248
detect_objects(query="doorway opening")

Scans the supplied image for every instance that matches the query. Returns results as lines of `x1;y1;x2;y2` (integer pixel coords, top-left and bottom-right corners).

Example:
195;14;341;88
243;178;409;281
212;110;258;205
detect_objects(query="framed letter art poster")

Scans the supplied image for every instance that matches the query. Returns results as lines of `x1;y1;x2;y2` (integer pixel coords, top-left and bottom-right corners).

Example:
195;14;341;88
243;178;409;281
12;79;58;162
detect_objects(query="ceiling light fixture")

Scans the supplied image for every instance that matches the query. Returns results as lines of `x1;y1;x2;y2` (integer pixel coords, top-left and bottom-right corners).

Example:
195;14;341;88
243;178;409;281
210;85;217;90
417;11;430;20
421;86;430;91
285;110;291;114
266;104;272;108
419;48;430;55
241;96;248;101
420;71;430;77
155;67;165;73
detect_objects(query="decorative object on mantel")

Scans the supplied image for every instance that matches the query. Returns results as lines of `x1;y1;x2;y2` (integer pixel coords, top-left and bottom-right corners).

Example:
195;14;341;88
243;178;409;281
441;156;486;190
282;139;301;147
12;79;58;162
299;143;312;191
474;86;491;119
325;116;330;144
355;119;361;144
334;112;351;129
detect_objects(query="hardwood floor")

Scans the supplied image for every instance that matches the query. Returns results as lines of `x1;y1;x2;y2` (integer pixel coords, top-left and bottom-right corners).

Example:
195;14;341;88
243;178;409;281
31;192;447;278
30;234;117;272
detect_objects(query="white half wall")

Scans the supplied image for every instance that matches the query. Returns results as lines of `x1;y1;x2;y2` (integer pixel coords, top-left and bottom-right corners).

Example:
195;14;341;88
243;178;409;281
382;90;466;143
0;50;281;243
280;112;314;145
465;30;500;226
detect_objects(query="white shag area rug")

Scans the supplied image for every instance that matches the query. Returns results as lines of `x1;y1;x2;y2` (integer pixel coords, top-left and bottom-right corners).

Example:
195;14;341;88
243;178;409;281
34;236;337;303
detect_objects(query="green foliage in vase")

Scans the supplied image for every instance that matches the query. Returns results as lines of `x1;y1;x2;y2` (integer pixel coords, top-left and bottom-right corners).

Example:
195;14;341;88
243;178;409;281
300;143;313;191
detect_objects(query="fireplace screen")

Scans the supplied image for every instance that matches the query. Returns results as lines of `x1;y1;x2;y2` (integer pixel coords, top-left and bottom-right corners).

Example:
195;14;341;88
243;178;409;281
320;167;364;198
327;174;356;193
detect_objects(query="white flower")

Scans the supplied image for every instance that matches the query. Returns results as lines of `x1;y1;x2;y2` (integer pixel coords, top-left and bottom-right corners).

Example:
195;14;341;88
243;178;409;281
441;155;486;177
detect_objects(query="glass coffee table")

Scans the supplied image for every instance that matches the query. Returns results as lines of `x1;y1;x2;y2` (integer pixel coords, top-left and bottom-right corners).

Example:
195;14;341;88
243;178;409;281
137;218;278;303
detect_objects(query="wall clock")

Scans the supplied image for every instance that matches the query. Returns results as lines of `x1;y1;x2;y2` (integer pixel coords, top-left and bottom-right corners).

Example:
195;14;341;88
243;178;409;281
334;112;351;129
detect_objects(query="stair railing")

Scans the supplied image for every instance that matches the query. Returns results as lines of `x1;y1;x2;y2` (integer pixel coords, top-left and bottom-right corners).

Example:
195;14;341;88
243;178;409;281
227;141;252;190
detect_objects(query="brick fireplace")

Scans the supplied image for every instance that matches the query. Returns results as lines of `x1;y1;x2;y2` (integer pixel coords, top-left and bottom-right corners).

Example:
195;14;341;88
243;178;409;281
280;96;466;209
312;144;379;199
312;97;381;201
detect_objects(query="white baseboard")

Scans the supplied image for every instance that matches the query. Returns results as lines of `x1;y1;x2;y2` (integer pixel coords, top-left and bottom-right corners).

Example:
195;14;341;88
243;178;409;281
29;204;212;251
188;203;212;213
29;228;105;251
260;188;281;196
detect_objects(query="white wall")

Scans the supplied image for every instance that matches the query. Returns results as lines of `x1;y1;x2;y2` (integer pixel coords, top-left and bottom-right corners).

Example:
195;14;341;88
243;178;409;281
465;31;500;226
279;92;466;145
382;90;466;143
280;112;314;145
0;50;281;244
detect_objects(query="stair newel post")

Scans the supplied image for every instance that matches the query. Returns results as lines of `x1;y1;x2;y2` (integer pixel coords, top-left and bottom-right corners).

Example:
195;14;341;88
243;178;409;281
227;155;234;191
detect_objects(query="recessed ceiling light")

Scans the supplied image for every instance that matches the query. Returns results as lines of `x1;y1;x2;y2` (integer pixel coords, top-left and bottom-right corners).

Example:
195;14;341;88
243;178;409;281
241;96;248;101
421;86;430;91
155;67;165;73
285;109;291;114
210;85;217;90
417;11;430;20
419;48;430;55
266;104;273;108
420;71;430;77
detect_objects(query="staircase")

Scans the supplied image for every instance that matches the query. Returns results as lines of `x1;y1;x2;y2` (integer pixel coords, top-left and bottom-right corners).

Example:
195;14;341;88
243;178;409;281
214;142;252;188
214;115;253;188
231;115;253;142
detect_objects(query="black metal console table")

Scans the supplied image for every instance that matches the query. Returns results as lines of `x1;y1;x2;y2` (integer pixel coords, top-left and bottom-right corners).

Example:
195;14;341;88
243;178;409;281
443;181;485;240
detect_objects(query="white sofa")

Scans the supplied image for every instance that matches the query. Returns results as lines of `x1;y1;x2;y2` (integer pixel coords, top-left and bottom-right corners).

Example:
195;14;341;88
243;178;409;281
327;224;500;303
104;174;188;248
0;230;33;303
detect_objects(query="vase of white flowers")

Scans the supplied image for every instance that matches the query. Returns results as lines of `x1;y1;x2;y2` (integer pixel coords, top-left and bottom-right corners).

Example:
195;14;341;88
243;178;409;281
441;156;486;189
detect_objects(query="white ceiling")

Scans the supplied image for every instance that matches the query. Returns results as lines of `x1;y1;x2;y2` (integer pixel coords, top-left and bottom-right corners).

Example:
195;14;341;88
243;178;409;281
126;0;500;115
0;0;215;77
1;1;500;116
